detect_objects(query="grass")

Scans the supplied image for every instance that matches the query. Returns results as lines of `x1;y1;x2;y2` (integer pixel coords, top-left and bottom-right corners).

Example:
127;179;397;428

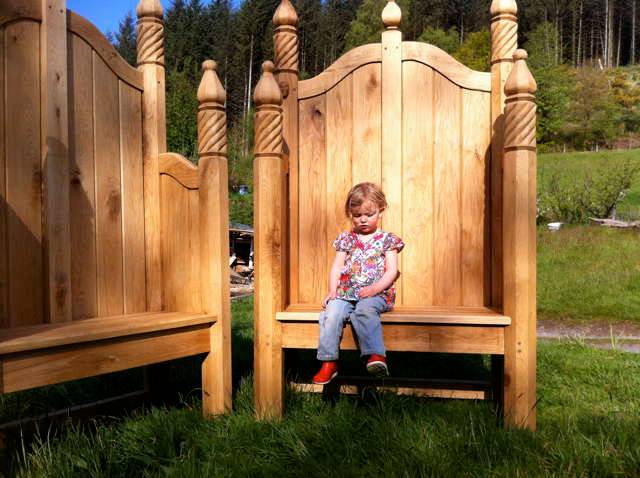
10;297;640;477
537;225;640;322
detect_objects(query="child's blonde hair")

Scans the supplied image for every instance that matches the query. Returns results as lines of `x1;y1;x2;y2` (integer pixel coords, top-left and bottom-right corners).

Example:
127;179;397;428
344;182;388;217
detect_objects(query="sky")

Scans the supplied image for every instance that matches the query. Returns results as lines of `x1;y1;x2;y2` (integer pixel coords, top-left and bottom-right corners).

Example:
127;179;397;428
67;0;140;35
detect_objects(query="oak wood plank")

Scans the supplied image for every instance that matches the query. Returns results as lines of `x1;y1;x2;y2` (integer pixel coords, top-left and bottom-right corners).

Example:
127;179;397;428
0;311;216;354
351;63;382;186
158;152;198;189
42;0;72;323
277;309;510;325
401;61;434;306
1;325;212;393
68;33;97;320
281;322;505;354
297;95;326;305
93;53;124;316
325;76;353;276
0;25;7;327
6;20;43;327
433;73;462;306
461;90;491;306
119;81;146;313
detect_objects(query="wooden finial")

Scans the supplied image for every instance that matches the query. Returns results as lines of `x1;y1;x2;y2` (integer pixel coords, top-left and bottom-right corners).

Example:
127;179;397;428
273;0;298;27
490;0;517;16
253;62;283;107
382;0;402;30
136;0;164;66
198;60;226;104
136;0;163;19
273;0;299;74
505;50;537;96
198;60;227;157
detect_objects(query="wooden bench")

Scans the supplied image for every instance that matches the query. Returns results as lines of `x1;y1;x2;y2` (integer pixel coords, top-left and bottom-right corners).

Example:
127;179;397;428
253;0;537;428
0;0;231;415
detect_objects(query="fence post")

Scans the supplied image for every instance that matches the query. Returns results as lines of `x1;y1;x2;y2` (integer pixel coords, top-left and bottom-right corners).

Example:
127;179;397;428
502;49;537;430
253;61;285;419
197;60;232;415
137;0;165;311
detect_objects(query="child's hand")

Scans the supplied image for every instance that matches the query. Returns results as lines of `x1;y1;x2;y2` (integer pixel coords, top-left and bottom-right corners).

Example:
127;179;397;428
322;292;336;308
358;285;378;298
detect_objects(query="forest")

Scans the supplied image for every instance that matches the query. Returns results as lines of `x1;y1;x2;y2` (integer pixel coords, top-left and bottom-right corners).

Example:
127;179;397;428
110;0;640;188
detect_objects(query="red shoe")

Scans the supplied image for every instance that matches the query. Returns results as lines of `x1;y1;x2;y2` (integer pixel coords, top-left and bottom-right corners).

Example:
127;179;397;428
366;354;389;377
313;361;338;385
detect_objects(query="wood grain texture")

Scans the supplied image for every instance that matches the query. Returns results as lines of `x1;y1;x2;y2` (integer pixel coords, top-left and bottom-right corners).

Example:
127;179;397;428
0;0;42;25
159;152;199;189
0;311;215;354
68;33;97;320
119;82;146;313
351;63;382;187
401;62;433;306
93;54;124;316
325;76;353;277
160;175;201;313
381;29;403;302
433;73;462;306
277;308;510;325
67;13;143;90
297;95;326;305
0;26;7;327
42;1;72;323
1;325;211;393
281;322;504;354
6;20;43;327
461;90;491;306
140;63;166;311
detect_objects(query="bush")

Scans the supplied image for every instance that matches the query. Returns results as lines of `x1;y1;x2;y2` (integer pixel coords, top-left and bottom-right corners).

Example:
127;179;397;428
537;158;640;224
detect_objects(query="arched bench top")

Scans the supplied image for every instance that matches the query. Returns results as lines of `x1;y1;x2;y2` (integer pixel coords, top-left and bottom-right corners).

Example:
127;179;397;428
298;42;490;99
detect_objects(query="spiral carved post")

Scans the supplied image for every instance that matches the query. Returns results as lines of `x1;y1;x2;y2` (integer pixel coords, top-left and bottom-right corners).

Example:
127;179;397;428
197;61;232;415
253;61;285;420
273;0;298;303
502;49;537;430
137;0;166;311
489;0;518;309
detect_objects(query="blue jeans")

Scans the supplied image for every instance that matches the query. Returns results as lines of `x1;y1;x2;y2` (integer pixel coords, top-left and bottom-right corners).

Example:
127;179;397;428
317;296;387;361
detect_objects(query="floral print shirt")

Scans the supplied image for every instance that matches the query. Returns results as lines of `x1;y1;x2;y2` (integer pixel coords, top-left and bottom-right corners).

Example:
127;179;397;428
333;230;405;310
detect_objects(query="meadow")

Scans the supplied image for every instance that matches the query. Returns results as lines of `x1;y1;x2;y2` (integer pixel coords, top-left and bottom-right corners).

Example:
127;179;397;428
3;149;640;476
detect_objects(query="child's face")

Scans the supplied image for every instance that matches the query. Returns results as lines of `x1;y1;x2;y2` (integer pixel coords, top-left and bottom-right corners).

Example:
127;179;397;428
350;200;382;235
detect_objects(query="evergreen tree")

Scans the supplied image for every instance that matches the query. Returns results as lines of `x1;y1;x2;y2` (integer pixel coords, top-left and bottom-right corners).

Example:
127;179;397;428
113;11;137;66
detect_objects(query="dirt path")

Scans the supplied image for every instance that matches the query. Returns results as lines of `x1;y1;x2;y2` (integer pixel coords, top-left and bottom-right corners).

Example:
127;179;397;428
538;319;640;353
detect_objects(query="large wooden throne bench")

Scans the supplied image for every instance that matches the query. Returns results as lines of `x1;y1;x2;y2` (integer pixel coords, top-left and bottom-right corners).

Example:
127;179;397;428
253;0;537;428
0;0;231;415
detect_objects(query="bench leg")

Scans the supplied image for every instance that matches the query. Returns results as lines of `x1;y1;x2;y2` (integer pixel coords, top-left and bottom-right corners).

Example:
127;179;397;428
254;322;284;419
491;355;504;424
202;322;232;415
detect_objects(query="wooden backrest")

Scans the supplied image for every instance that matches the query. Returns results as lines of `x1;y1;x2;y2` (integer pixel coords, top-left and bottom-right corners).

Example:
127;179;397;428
292;44;492;309
270;0;506;310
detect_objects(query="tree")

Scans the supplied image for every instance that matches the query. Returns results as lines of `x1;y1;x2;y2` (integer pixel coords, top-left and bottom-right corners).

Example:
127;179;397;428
344;0;411;51
453;29;490;71
112;11;137;66
417;27;459;54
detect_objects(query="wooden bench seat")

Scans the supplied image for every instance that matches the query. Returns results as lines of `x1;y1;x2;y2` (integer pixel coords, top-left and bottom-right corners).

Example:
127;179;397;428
275;307;510;355
0;312;216;394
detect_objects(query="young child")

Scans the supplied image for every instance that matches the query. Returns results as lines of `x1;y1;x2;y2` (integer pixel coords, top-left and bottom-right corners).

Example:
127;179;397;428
313;182;404;385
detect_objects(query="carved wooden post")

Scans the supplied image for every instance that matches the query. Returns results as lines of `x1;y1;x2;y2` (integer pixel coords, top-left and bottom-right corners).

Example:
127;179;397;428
41;0;72;323
253;61;285;419
502;49;537;430
381;0;403;302
490;0;518;308
137;0;165;311
273;0;298;305
198;60;232;415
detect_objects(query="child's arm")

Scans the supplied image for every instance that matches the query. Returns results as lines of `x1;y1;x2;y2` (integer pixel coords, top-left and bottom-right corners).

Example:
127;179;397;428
323;251;348;307
359;250;399;298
